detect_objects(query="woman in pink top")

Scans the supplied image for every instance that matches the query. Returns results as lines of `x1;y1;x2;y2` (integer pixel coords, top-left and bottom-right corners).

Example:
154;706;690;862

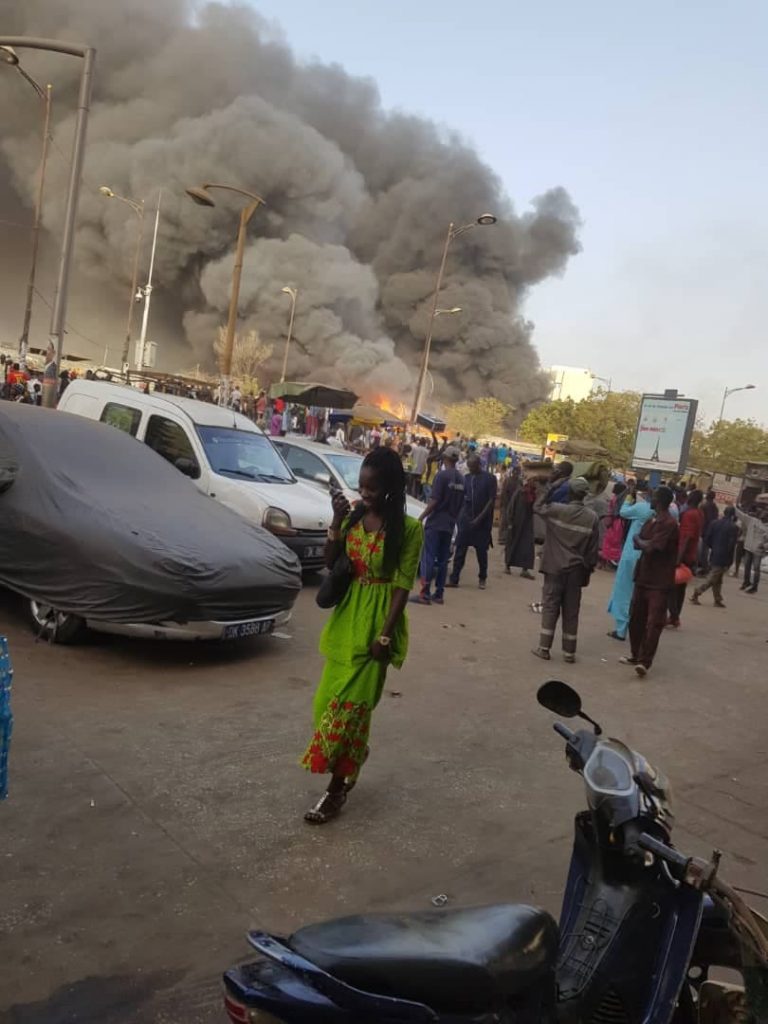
600;483;628;566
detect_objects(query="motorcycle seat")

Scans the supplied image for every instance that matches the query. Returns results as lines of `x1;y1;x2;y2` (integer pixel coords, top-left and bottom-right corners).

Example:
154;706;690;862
289;903;558;1014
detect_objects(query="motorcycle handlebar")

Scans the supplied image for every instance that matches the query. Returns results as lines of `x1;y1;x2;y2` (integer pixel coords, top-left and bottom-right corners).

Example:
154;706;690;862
638;832;689;870
553;722;576;742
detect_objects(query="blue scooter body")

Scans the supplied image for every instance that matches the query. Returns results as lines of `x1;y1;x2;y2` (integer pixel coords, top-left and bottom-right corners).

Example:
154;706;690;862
223;824;704;1024
223;692;720;1024
555;811;704;1024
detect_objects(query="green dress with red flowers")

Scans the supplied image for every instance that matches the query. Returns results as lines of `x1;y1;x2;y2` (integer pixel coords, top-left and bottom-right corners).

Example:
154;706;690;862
301;515;423;781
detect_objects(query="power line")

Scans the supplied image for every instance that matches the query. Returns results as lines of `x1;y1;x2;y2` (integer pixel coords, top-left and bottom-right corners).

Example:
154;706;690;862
32;286;102;352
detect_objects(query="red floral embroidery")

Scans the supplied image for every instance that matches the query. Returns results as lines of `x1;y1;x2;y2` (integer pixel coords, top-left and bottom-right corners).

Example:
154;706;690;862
301;698;372;781
335;756;358;777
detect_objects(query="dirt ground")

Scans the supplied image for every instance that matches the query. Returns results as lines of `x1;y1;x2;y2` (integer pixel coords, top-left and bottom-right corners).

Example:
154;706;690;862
1;562;767;1023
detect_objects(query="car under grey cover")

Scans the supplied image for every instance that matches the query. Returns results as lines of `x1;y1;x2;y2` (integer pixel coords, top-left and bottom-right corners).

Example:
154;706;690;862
0;404;302;624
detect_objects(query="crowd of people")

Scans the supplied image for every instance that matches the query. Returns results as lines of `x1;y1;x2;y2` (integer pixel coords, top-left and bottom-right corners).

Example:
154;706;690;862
301;443;767;822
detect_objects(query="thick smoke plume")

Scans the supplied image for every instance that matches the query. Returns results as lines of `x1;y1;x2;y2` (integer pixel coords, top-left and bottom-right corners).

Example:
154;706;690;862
2;0;581;411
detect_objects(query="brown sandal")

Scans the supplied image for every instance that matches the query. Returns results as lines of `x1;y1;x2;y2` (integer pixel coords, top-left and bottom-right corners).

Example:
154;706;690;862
304;789;347;825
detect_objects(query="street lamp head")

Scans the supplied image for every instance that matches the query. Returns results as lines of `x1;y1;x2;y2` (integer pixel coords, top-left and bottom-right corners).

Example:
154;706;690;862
185;185;216;207
745;384;756;390
1;46;20;66
282;286;297;299
435;306;462;316
99;186;115;198
477;213;497;226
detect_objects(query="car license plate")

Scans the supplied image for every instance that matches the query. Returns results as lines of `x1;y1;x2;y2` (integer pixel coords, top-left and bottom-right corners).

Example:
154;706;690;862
223;619;275;640
304;545;325;559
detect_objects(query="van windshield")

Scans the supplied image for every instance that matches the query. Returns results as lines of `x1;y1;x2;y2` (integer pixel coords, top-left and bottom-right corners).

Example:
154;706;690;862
197;427;294;483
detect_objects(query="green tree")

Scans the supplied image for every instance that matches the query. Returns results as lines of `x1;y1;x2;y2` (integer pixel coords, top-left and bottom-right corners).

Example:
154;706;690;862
519;390;642;464
688;418;768;476
445;397;511;438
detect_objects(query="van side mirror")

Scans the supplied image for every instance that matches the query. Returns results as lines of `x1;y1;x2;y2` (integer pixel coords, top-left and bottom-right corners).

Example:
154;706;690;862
314;471;332;487
175;457;200;480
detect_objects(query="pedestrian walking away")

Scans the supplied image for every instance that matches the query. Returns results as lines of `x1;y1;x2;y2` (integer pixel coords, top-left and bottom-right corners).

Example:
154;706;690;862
501;471;537;579
691;506;738;607
606;480;653;640
621;486;679;678
414;447;464;605
531;476;599;663
447;455;497;589
301;447;423;824
735;504;768;594
698;489;719;575
408;437;429;498
668;489;703;627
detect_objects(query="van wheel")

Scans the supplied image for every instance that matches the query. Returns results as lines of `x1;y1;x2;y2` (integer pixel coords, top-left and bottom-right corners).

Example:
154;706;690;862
27;600;86;644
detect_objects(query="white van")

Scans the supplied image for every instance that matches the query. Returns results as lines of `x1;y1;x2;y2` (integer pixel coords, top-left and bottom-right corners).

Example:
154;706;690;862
58;380;331;569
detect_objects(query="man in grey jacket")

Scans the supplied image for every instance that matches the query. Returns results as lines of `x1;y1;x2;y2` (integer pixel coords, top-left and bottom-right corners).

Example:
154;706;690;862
532;476;599;663
735;504;768;594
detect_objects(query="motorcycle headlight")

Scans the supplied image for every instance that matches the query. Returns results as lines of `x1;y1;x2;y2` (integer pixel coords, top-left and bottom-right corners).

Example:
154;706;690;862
263;507;297;536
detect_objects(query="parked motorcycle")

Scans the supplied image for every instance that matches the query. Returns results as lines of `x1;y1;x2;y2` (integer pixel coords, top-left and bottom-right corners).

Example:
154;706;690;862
224;681;768;1024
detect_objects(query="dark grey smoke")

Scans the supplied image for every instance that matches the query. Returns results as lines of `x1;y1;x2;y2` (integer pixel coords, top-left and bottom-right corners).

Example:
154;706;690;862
1;0;581;410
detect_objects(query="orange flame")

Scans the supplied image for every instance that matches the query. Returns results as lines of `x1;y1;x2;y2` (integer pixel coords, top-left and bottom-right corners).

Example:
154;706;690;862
375;395;407;421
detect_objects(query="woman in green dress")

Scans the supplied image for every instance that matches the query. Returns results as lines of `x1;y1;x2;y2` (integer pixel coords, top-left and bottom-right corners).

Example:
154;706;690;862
302;446;423;824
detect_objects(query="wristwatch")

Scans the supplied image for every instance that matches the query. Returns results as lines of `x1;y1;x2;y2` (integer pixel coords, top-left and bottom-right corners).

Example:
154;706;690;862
378;635;391;647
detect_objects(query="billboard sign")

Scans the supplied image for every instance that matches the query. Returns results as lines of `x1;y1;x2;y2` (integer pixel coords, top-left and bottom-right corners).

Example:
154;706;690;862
631;394;698;474
711;472;742;506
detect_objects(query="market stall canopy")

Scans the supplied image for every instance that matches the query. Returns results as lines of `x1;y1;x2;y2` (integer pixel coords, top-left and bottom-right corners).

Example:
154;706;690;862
269;381;358;409
350;402;404;426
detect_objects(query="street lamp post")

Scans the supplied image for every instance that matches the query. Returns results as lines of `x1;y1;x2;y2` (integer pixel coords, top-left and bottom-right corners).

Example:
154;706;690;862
135;192;161;371
591;374;612;393
2;49;52;365
186;182;266;406
719;384;755;423
0;36;96;408
99;186;144;373
280;286;298;383
409;215;496;424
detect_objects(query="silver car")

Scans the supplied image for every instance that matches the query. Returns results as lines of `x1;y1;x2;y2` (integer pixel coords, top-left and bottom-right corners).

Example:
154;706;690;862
273;437;427;519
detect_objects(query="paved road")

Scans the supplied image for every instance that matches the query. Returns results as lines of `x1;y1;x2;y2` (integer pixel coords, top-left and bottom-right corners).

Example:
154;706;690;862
1;563;767;1022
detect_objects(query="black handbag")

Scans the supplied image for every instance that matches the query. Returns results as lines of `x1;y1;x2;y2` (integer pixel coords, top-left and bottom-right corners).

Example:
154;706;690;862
316;541;354;609
316;505;366;609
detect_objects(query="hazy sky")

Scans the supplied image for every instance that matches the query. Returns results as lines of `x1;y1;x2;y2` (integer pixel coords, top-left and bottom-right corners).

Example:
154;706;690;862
250;0;768;423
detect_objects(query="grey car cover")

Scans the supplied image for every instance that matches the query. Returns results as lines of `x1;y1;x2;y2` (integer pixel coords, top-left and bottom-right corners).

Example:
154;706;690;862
0;403;302;623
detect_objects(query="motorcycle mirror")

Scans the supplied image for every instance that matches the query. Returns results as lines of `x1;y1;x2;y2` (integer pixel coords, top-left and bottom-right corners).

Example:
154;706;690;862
537;681;603;735
537;681;582;717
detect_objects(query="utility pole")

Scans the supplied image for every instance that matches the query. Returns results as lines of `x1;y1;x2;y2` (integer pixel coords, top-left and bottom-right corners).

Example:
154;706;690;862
136;192;161;370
